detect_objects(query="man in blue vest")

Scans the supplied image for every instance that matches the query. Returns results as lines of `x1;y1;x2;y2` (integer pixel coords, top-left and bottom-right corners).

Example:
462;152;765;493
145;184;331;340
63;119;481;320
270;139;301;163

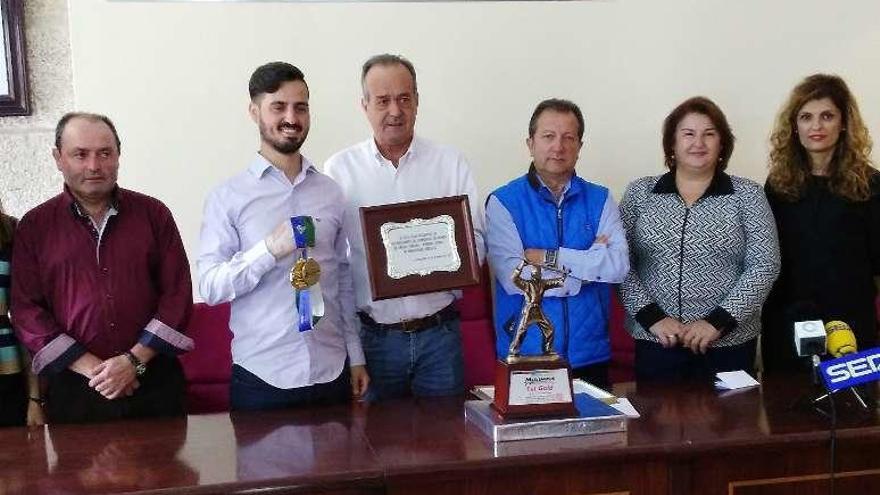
486;98;629;388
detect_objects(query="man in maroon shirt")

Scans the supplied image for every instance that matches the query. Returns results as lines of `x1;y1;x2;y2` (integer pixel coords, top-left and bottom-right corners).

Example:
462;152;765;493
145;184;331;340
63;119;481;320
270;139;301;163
11;112;194;423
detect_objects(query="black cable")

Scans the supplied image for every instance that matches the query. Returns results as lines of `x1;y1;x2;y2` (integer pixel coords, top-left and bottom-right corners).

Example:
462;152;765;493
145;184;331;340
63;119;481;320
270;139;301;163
819;378;838;495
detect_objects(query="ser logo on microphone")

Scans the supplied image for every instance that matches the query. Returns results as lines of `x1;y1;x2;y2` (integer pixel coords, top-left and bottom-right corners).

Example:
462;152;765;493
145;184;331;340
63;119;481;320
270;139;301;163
820;348;880;392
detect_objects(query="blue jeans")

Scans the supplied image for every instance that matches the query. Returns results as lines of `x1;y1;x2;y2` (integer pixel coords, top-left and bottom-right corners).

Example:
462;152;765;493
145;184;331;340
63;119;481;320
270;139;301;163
230;364;351;412
361;318;464;401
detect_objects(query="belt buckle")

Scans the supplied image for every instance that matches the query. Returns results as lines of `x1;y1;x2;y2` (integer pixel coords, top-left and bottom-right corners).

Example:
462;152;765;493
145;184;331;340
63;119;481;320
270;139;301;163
399;319;419;333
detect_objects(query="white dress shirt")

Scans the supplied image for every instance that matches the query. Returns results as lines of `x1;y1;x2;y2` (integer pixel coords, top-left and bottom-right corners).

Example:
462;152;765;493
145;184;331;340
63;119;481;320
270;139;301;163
324;136;486;324
198;154;364;389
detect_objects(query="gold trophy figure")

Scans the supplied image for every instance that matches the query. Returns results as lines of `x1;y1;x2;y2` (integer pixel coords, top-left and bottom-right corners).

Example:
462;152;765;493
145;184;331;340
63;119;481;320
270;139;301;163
508;260;567;361
492;259;576;418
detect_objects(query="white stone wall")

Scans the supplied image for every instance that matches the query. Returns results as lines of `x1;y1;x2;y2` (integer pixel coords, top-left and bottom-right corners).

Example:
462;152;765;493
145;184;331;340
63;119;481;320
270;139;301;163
0;0;72;219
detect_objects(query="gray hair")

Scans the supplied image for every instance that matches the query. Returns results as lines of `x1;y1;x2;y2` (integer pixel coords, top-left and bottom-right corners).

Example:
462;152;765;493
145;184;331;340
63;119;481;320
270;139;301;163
361;54;418;100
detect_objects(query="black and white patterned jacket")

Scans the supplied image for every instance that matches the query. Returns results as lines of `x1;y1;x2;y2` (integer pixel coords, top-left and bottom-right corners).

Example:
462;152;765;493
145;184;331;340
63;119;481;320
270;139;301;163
618;172;781;347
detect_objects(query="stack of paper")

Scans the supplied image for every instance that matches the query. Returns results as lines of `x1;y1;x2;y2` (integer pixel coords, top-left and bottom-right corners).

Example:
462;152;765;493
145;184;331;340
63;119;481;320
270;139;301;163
715;370;760;391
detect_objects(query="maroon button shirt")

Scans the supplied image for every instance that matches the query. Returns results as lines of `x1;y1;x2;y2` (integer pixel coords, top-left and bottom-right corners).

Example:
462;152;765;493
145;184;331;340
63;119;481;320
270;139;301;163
11;187;194;374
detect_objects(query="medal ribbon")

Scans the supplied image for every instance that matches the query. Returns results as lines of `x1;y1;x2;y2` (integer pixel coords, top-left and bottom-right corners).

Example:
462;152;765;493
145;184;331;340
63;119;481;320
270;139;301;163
296;248;313;332
291;216;316;332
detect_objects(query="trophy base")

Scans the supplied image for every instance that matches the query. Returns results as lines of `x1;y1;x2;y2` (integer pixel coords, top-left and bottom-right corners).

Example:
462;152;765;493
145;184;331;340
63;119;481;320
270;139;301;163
492;358;577;419
466;398;627;443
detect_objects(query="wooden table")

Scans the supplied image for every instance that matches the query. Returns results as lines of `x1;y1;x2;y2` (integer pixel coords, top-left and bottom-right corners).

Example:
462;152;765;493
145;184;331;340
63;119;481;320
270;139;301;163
2;374;879;494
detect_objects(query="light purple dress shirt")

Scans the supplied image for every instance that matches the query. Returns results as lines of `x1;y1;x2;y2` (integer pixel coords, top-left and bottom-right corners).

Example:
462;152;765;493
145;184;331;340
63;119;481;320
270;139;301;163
198;155;363;389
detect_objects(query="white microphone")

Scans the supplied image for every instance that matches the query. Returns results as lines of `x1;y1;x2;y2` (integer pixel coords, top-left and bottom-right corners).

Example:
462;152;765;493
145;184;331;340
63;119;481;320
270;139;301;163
794;320;826;357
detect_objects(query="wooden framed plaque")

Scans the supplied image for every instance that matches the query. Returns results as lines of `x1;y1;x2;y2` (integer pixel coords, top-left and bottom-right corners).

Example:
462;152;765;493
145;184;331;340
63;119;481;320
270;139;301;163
359;195;480;300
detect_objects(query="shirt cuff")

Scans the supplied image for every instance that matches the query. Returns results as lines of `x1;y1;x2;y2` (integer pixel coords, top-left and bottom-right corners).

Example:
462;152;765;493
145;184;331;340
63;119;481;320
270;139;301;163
635;303;668;330
346;341;366;367
138;318;195;355
31;334;88;375
244;239;278;274
705;306;738;336
559;245;608;283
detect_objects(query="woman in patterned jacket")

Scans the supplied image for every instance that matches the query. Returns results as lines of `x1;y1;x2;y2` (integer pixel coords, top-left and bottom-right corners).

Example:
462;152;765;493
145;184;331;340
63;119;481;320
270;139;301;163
0;200;43;426
619;97;781;381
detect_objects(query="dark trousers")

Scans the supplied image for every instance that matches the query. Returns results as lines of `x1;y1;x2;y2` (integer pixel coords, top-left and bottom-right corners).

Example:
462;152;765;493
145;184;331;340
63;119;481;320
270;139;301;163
571;361;610;390
635;339;757;382
230;364;351;412
0;372;26;427
46;354;185;424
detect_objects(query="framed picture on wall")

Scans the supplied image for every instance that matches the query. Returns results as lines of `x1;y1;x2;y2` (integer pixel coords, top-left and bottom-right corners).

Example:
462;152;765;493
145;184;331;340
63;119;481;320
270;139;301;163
0;0;29;116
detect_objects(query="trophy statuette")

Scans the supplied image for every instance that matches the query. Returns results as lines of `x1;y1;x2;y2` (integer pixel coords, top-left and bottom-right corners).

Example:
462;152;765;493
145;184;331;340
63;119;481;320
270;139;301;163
492;260;577;418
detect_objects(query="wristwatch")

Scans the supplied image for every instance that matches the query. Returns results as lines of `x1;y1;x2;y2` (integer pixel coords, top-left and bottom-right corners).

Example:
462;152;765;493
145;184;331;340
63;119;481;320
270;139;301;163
124;351;147;376
543;249;559;268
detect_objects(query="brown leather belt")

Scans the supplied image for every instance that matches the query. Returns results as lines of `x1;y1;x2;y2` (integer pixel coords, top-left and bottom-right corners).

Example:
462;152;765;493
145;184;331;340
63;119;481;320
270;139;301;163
358;304;459;333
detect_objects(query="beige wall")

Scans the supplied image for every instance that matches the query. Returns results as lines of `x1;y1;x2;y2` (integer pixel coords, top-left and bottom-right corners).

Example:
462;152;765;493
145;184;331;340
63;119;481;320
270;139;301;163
0;0;72;218
53;0;880;293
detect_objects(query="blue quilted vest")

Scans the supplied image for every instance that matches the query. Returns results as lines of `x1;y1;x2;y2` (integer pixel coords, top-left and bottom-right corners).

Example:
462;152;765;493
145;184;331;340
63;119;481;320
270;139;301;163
491;168;611;368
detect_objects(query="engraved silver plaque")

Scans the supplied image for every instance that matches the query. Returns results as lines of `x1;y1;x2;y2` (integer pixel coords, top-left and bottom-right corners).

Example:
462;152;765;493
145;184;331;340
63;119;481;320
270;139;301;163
380;215;461;279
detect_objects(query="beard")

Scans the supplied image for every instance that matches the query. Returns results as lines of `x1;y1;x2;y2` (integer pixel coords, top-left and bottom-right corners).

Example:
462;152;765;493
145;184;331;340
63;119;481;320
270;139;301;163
260;120;308;155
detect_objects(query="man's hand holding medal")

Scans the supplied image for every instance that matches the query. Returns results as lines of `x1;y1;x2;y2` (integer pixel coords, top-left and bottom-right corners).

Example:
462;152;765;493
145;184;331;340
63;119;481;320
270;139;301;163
265;216;323;332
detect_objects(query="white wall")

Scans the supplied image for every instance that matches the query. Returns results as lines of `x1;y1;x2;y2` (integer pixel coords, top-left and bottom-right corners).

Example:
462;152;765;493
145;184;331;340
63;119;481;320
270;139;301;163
66;0;880;294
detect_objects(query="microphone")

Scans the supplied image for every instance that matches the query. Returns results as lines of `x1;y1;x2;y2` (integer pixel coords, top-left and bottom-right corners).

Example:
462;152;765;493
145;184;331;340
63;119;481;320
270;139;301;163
826;321;858;358
794;320;826;357
818;320;880;395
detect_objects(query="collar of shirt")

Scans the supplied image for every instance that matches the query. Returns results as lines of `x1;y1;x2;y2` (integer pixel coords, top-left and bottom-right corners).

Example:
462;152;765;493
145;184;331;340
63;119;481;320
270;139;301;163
62;184;122;218
248;153;317;187
368;136;419;168
526;162;578;204
651;170;734;198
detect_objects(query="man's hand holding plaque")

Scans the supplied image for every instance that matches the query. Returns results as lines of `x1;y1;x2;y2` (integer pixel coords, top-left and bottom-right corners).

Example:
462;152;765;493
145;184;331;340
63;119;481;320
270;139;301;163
492;260;578;419
359;195;480;300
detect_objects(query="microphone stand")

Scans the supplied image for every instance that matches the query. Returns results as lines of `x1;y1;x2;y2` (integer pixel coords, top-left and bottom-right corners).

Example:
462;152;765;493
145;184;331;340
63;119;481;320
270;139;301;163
811;355;869;410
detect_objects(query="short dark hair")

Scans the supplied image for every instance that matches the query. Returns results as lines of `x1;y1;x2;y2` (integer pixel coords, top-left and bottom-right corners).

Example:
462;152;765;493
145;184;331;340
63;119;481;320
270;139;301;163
661;96;735;171
249;62;307;100
528;98;585;141
361;54;418;100
54;112;122;154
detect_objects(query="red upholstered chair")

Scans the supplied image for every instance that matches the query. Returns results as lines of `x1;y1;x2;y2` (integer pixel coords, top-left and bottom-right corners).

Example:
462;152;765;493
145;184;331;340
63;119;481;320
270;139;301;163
180;271;498;413
178;303;233;413
608;289;635;383
455;265;496;388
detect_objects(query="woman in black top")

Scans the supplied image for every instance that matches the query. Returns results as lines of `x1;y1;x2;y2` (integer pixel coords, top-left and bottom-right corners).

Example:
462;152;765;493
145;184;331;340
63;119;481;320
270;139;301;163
762;74;880;372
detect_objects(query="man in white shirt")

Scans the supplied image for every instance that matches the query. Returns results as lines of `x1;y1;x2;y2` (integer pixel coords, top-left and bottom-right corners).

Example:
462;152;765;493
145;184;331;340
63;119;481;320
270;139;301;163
199;62;369;411
325;54;485;400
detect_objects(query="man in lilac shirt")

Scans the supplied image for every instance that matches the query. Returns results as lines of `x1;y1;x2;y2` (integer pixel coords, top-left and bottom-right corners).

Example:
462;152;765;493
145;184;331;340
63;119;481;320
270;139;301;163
198;62;369;411
12;112;194;423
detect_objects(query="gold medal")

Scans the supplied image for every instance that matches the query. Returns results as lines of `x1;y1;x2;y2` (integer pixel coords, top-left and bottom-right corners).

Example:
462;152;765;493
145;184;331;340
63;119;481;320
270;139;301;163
290;257;321;290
